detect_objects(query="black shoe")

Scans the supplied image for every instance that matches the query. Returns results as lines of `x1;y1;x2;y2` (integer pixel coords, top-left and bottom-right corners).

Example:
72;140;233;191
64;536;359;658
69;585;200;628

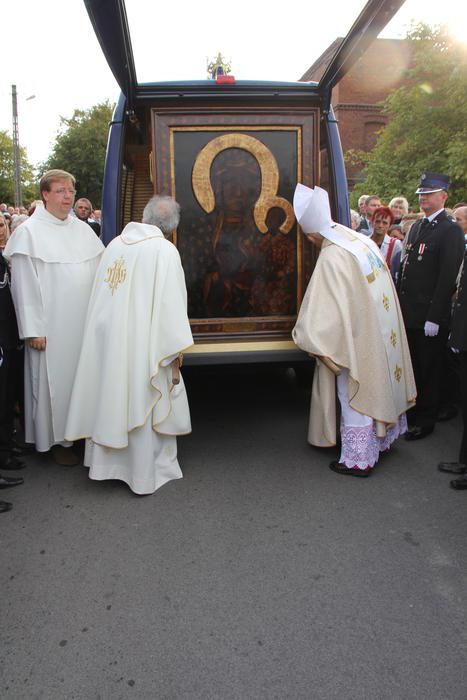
329;460;371;477
0;474;24;489
450;475;467;490
437;406;458;422
438;462;467;474
404;426;434;441
1;456;26;470
0;500;12;512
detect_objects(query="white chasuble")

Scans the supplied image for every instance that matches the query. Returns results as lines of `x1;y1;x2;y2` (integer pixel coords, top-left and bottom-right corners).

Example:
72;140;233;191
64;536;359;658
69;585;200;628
65;222;194;494
4;205;104;451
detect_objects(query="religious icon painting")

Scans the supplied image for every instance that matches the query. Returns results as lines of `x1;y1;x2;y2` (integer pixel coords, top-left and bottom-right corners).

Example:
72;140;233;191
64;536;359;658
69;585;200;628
151;108;319;340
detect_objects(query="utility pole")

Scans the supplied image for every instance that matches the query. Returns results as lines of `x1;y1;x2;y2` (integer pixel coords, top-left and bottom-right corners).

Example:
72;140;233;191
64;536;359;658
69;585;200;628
11;84;22;208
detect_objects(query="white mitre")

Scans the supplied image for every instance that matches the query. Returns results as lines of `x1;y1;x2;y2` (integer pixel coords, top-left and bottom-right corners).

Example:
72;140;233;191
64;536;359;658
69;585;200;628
293;184;384;276
293;183;336;237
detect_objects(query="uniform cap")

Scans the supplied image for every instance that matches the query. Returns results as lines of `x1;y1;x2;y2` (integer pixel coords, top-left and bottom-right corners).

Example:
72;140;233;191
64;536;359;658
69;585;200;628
415;172;450;194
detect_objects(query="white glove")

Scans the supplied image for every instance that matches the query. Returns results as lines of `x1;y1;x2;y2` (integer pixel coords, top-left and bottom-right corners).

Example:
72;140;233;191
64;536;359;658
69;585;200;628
424;321;439;337
451;347;460;354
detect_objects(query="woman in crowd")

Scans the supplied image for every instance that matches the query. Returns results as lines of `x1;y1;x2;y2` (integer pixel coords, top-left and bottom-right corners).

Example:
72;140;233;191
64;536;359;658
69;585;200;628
389;196;409;225
370;206;403;282
350;209;361;231
0;212;10;250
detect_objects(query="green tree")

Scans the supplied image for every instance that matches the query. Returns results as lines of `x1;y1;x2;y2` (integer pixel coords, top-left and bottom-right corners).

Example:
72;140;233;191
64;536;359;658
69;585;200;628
0;130;37;205
42;101;114;208
348;24;467;209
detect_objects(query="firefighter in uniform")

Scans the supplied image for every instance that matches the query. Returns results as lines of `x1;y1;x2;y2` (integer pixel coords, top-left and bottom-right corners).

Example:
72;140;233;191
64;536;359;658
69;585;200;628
398;172;464;440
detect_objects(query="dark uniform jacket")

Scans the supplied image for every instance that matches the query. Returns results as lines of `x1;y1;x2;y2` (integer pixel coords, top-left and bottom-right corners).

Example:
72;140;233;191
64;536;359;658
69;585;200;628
398;210;464;329
450;252;467;351
0;253;19;349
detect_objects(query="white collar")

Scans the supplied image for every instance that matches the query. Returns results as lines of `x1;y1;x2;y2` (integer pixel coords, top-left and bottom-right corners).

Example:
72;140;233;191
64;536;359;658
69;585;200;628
120;222;165;244
425;208;445;223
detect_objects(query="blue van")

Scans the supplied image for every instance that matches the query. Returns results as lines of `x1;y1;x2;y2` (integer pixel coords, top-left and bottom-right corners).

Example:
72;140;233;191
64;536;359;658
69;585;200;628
85;0;403;366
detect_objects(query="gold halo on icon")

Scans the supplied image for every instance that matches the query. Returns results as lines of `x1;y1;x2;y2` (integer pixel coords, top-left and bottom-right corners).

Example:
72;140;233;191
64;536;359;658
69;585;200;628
192;133;295;234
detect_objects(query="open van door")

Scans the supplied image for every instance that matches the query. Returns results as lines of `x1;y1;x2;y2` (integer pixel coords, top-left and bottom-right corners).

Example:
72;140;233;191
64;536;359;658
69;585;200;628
84;0;404;365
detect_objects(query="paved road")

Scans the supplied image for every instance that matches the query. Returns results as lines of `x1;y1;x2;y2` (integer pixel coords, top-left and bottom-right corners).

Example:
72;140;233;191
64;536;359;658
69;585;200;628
2;366;467;699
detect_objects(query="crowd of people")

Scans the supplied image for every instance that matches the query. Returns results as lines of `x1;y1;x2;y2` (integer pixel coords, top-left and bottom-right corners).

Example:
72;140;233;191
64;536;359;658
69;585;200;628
1;168;467;513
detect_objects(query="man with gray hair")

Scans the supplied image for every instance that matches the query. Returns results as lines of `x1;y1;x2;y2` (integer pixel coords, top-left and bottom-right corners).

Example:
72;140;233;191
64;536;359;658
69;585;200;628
66;196;193;495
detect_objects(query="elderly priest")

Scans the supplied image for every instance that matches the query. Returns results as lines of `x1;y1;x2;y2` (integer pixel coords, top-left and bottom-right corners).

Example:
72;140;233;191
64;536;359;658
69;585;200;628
292;185;416;477
65;196;193;495
4;170;104;466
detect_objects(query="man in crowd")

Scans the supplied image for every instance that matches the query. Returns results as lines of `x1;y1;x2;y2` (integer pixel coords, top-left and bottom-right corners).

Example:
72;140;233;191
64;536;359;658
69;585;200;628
4;170;104;465
438;242;467;489
398;172;464;441
437;205;467;423
65;195;193;494
454;206;467;241
357;195;368;229
75;197;101;236
292;184;416;477
357;195;381;235
0;234;25;513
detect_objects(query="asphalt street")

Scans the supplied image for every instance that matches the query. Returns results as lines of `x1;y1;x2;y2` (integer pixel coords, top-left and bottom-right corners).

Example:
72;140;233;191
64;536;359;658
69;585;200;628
2;365;467;700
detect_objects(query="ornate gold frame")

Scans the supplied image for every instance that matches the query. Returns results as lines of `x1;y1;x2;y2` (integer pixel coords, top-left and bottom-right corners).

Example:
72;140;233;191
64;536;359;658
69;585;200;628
151;107;319;341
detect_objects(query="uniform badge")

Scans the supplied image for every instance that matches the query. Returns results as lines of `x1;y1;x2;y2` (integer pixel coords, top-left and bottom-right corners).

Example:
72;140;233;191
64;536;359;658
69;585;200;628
417;243;425;261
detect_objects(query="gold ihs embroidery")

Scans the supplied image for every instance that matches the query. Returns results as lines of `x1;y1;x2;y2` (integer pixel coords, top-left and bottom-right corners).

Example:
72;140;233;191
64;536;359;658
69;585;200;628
390;330;397;347
383;294;389;311
394;365;402;383
105;256;127;295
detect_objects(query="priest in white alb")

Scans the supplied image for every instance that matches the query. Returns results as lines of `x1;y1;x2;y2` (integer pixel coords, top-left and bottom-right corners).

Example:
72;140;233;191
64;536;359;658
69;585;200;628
292;185;416;477
65;195;193;494
4;169;104;466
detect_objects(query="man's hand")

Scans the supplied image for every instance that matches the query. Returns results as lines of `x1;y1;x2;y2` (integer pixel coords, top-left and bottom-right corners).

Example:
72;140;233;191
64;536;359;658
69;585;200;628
29;337;46;351
424;321;439;337
451;347;460;354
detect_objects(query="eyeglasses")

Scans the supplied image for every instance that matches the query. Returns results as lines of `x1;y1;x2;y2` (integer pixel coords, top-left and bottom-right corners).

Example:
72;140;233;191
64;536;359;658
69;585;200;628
51;188;76;196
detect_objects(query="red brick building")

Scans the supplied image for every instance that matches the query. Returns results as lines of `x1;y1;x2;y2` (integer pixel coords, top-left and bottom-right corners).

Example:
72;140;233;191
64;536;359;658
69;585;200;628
300;38;414;189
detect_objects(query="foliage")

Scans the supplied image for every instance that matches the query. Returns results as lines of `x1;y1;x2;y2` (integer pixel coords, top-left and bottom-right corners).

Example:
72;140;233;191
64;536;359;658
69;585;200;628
349;24;467;208
0;130;37;205
42;101;114;208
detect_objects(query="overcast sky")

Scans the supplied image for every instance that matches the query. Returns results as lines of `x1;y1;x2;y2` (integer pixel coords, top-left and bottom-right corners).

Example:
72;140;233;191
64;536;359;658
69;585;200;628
2;0;466;167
